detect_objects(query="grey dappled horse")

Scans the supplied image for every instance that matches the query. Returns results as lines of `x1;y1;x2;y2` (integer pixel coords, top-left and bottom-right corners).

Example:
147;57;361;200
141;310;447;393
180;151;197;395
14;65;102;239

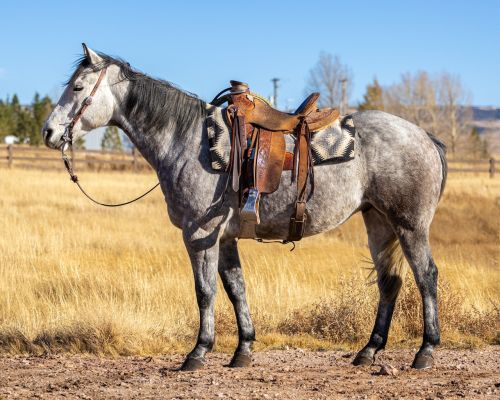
43;45;447;371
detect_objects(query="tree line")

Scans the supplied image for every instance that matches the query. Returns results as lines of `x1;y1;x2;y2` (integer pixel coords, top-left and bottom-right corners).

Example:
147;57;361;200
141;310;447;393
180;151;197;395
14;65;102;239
0;94;52;146
0;93;123;151
306;52;489;158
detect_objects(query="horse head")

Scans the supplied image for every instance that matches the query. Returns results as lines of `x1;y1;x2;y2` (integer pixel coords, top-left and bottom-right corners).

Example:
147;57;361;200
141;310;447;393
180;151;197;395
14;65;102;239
42;44;116;149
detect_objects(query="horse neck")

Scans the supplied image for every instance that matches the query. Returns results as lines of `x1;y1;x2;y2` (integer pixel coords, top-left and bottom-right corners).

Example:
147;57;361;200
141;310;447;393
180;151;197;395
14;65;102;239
110;77;206;170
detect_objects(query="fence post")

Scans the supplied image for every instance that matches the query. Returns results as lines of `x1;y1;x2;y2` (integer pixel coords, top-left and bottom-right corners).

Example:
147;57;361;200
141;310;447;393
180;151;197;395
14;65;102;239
132;147;137;172
489;158;495;179
7;144;13;168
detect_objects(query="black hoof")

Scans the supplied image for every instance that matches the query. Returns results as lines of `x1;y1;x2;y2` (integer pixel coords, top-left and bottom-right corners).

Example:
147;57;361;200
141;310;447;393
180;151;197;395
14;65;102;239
352;352;374;366
412;353;434;369
180;357;205;371
229;353;252;368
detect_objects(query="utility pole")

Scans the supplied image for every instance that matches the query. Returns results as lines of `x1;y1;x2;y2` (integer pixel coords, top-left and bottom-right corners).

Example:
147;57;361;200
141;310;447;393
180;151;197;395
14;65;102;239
340;78;347;115
271;78;280;109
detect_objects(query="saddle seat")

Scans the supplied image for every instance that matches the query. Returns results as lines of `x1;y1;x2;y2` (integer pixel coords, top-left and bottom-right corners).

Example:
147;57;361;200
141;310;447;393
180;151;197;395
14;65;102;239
215;81;340;242
229;80;339;133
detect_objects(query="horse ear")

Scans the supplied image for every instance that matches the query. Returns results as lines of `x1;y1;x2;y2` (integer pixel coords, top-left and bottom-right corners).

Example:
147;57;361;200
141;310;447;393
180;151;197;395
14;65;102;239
82;43;101;65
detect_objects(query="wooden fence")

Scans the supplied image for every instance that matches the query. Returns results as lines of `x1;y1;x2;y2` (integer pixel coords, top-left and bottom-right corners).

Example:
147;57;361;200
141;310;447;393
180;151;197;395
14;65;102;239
448;158;496;178
0;144;497;178
0;144;151;172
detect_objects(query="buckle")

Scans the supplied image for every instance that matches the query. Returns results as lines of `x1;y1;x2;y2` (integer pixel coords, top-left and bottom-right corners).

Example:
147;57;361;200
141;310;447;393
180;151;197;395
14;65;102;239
289;217;306;241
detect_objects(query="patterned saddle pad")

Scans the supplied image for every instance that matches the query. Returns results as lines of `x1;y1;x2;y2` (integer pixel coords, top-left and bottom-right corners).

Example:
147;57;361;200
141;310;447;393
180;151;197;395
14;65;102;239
206;106;356;171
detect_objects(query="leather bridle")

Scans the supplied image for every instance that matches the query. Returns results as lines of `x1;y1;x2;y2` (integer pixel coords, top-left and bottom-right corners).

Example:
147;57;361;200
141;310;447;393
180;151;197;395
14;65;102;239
60;67;160;207
61;67;107;181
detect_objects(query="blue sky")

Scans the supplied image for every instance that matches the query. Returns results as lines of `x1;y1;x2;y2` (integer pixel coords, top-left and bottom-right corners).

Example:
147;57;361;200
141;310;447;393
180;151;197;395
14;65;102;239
1;0;499;108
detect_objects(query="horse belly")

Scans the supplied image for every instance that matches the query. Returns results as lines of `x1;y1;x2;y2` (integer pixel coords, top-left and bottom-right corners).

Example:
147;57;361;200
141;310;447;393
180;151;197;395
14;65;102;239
255;161;364;239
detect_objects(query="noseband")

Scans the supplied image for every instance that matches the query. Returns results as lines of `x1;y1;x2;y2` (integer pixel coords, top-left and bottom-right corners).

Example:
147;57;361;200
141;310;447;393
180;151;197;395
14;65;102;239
60;67;160;207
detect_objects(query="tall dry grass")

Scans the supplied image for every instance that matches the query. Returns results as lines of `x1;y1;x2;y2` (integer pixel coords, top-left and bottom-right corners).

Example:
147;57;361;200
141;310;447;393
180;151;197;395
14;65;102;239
0;167;498;355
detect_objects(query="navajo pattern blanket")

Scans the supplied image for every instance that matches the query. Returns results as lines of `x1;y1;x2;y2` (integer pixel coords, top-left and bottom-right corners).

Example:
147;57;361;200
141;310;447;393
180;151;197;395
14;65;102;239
206;106;356;171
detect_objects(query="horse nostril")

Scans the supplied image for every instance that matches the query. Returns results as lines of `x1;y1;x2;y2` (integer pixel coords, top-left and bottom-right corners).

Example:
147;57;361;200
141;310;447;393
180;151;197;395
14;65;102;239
44;128;53;141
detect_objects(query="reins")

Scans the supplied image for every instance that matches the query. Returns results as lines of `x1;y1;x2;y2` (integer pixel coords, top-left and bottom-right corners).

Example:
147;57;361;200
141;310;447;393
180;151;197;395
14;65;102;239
60;67;160;207
60;67;296;249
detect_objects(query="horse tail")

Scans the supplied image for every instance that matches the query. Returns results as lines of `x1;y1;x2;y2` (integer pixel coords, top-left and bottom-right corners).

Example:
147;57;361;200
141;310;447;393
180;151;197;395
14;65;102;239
426;131;448;199
370;234;406;301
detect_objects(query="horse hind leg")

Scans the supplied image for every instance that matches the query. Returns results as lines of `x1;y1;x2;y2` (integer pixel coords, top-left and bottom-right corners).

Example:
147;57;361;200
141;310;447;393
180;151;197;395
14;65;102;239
353;208;405;366
396;227;440;369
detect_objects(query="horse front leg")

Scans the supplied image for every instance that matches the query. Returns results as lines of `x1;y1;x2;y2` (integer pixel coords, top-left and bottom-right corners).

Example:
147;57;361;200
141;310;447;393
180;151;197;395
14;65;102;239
180;227;219;371
218;238;255;367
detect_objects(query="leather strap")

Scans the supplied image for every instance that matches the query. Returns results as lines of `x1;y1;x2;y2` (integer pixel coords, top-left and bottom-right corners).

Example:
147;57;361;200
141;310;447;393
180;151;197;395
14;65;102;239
227;106;247;192
288;120;311;241
68;67;107;133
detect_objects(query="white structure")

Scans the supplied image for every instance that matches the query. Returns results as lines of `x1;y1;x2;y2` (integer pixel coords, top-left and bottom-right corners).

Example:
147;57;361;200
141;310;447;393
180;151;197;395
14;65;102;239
4;135;19;145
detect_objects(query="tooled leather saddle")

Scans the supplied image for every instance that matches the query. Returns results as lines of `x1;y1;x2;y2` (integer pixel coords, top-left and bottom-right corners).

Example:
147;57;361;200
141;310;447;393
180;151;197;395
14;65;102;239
211;81;340;241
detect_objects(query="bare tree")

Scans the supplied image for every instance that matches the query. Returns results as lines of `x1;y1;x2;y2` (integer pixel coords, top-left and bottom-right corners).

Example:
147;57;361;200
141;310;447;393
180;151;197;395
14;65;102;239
305;52;353;109
383;71;439;133
436;72;472;155
382;71;474;156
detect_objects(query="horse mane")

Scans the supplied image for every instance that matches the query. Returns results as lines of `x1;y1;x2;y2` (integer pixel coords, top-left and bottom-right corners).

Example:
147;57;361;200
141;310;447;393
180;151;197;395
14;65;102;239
68;52;205;136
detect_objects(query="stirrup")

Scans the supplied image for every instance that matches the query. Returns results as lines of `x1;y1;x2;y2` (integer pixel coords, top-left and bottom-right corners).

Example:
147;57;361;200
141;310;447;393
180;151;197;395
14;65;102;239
239;188;260;238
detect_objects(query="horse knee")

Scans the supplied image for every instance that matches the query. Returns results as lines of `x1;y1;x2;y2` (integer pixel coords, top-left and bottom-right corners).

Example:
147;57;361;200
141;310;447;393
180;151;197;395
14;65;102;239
195;285;216;308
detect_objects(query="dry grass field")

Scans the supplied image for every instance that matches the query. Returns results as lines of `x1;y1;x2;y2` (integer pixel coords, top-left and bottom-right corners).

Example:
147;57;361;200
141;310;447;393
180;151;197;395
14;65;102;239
0;167;498;356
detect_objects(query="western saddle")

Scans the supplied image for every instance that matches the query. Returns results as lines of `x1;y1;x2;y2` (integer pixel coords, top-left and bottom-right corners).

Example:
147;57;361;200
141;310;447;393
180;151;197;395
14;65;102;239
211;81;339;241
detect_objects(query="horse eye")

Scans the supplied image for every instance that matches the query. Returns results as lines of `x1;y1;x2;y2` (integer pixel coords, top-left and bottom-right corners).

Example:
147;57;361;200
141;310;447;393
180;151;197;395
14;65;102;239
73;85;84;92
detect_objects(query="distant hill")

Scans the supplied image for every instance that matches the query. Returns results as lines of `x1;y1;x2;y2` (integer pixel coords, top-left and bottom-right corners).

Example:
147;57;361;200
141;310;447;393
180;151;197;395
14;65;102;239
471;106;500;154
472;106;500;121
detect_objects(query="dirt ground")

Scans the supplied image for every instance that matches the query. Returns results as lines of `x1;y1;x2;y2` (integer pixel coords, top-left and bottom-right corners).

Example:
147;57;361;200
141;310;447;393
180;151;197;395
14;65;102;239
0;348;498;399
